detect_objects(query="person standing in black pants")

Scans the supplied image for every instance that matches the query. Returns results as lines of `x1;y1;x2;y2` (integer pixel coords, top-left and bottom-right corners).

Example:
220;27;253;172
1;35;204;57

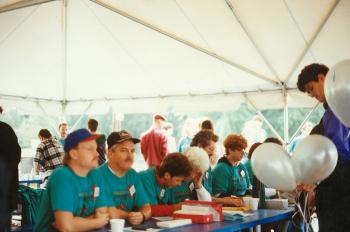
0;106;21;232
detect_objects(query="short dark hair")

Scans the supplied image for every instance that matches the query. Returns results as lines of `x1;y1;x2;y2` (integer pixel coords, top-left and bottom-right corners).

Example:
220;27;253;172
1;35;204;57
191;129;219;147
38;129;52;139
201;120;214;130
157;153;193;178
248;142;262;160
310;120;324;135
88;118;98;132
297;63;329;92
264;137;283;145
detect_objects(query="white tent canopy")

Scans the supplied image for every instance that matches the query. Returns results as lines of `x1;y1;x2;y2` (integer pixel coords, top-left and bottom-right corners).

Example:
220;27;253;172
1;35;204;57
0;0;349;115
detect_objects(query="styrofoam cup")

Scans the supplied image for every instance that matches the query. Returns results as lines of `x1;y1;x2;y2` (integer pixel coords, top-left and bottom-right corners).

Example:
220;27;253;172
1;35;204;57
250;198;259;210
242;197;252;208
110;219;125;232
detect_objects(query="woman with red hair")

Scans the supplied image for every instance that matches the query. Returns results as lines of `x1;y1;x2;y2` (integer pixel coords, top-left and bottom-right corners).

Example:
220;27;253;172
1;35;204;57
212;134;250;197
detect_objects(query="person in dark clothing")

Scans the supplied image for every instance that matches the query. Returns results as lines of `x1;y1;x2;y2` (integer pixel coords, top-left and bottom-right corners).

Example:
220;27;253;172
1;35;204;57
87;118;107;165
297;63;350;232
0;106;21;232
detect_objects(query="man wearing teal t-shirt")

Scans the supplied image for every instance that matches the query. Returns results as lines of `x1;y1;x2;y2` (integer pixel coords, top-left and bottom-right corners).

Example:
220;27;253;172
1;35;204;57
34;129;109;232
97;130;151;225
139;153;193;216
172;129;218;202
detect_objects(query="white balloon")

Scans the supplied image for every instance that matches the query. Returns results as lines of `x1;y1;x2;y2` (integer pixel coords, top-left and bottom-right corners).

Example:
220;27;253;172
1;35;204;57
251;143;296;191
292;135;338;184
325;60;350;127
184;147;210;173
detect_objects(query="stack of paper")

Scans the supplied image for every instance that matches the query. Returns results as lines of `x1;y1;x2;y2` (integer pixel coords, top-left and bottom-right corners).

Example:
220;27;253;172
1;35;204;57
156;219;192;228
222;210;254;221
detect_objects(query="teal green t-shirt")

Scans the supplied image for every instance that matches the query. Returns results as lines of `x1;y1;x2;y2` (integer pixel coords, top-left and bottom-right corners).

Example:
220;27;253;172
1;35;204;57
34;166;108;232
171;167;213;203
202;166;213;194
242;159;254;185
95;163;149;211
170;180;193;203
212;159;250;197
138;168;172;205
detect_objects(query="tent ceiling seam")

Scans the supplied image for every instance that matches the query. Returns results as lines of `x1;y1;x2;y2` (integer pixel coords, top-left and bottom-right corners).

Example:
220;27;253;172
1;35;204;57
173;0;233;81
284;0;341;84
0;4;39;48
225;0;282;83
282;0;316;61
89;0;279;86
81;0;150;77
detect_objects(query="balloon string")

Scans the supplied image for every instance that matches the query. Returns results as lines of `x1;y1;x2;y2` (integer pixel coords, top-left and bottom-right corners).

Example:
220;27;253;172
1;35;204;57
294;191;311;232
304;192;309;232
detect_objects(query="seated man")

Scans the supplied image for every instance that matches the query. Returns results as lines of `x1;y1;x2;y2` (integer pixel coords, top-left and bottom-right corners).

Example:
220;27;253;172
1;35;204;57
170;147;212;203
34;129;109;232
212;134;250;197
139;153;193;216
92;130;151;225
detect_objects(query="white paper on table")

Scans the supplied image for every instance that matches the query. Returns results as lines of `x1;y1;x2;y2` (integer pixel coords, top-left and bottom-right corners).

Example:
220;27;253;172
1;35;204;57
223;210;254;217
152;216;174;221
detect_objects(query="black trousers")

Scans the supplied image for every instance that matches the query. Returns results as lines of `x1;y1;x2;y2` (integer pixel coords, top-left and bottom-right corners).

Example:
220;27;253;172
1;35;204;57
315;160;350;232
0;160;12;232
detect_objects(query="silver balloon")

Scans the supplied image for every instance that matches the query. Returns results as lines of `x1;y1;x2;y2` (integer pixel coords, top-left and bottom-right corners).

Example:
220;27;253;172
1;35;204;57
251;143;296;191
292;135;338;184
325;59;350;127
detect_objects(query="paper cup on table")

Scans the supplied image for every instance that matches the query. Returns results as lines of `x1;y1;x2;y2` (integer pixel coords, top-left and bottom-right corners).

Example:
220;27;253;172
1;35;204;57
242;197;252;208
250;198;259;210
110;219;125;232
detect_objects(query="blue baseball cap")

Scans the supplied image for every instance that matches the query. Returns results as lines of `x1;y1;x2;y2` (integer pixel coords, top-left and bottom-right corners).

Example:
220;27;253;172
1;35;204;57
64;128;100;152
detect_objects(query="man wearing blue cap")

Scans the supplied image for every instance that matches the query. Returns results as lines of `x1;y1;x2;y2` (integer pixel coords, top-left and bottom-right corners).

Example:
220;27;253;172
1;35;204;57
91;130;151;225
34;129;109;232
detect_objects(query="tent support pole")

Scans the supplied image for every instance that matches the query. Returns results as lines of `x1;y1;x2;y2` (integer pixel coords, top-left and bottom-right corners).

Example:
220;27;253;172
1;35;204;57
0;0;55;13
289;103;320;144
61;0;68;105
61;100;67;123
70;102;93;132
283;86;289;145
36;101;60;136
244;93;285;144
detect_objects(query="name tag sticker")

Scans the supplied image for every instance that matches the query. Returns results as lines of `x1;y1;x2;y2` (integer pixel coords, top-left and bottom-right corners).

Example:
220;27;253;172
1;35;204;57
189;182;195;191
160;189;165;198
240;170;245;178
129;185;136;196
94;187;100;198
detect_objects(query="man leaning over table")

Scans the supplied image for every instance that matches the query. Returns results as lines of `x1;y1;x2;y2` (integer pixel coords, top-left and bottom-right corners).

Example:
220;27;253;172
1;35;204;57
139;153;193;217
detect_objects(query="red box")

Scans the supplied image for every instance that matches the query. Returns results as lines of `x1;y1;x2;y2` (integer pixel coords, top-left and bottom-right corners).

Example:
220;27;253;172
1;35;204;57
172;200;223;223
